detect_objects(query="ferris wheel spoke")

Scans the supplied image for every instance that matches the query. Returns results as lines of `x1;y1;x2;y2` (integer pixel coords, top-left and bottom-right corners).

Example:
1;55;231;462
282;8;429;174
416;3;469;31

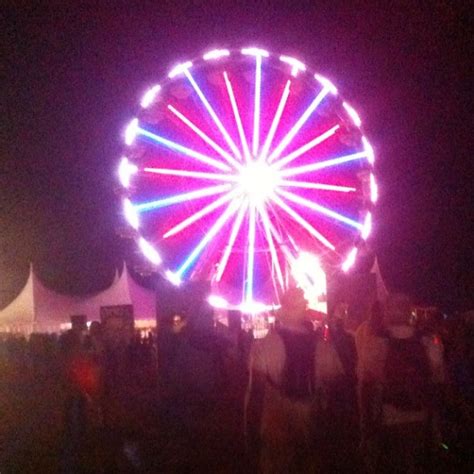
215;199;248;282
223;72;251;162
259;80;291;162
253;54;262;156
184;70;242;161
279;180;356;193
245;203;257;303
269;193;335;251
143;167;238;183
163;188;241;239
176;198;242;278
167;105;242;170
279;150;367;178
267;86;330;163
267;219;300;290
276;188;362;229
137;126;231;172
135;183;232;212
256;204;285;290
273;124;340;169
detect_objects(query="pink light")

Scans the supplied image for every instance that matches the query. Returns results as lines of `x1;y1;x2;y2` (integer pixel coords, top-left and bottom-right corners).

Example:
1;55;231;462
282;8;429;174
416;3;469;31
245;204;257;303
139;238;162;265
252;53;263;156
276;189;362;229
273;125;340;169
241;47;269;57
259;80;291;161
270;193;335;251
141;85;161;108
370;173;378;203
168;61;192;79
168;105;241;169
361;212;372;239
118;157;138;188
279;150;367;178
215;200;248;281
144;167;237;183
203;49;230;60
267;87;329;163
342;101;362;127
185;69;242;161
280;180;356;192
123;198;139;230
342;247;357;272
257;204;284;289
223;72;251;162
362;136;375;164
163;189;239;238
176;199;241;278
165;270;181;286
208;295;229;309
124;118;139;145
279;55;306;77
314;74;338;95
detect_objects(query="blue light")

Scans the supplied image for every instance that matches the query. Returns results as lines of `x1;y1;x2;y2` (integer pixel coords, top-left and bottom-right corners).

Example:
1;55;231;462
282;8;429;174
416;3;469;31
138;127;231;172
135;184;231;212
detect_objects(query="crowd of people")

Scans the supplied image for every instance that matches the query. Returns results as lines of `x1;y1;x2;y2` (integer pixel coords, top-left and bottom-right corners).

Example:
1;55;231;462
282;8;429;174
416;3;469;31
0;290;473;473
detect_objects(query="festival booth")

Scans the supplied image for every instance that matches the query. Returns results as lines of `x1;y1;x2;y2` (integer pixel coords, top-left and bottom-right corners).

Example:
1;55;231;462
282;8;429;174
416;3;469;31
0;263;156;334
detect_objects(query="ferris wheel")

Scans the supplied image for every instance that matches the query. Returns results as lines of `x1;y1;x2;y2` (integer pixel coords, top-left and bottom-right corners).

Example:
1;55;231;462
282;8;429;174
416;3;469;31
118;47;377;313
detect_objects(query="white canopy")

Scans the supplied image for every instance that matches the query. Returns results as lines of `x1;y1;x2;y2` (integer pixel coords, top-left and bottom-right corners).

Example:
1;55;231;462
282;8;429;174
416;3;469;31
0;263;156;333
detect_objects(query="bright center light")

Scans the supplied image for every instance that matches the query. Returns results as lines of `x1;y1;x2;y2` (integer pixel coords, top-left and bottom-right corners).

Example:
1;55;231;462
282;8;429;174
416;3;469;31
238;161;279;203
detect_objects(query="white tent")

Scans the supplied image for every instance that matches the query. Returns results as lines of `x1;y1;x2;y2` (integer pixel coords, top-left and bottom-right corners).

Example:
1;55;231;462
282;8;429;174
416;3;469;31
0;264;37;333
0;263;156;333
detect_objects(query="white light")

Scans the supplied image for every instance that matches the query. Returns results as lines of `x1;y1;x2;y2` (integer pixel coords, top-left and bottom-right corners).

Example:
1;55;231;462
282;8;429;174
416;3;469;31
343;101;362;127
167;104;241;169
238;162;279;204
223;71;251;161
241;47;269;57
342;247;357;272
139;238;162;265
208;295;229;309
124;118;139;145
267;87;329;163
118;157;138;188
123;198;139;230
279;55;306;77
314;74;338;95
370;173;378;203
238;300;269;314
165;270;181;286
203;49;230;60
168;61;192;79
292;252;327;312
361;212;372;239
362;136;375;164
140;85;161;108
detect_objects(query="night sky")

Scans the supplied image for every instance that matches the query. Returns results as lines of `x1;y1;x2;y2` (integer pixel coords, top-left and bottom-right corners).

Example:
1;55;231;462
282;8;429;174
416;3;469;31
1;2;472;311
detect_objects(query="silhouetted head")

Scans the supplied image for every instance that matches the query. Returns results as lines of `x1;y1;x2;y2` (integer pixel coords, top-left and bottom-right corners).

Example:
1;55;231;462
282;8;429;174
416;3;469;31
384;293;412;326
280;287;308;324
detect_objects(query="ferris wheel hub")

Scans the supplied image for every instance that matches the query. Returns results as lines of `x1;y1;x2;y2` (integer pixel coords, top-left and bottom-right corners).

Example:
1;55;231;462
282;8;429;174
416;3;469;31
238;161;279;204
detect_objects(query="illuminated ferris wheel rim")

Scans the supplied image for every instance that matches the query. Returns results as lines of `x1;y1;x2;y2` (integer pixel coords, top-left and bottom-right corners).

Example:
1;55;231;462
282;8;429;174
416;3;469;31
118;46;378;314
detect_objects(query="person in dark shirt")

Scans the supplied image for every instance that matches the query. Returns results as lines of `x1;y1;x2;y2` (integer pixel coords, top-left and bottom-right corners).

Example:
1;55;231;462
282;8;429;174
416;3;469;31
245;288;345;473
